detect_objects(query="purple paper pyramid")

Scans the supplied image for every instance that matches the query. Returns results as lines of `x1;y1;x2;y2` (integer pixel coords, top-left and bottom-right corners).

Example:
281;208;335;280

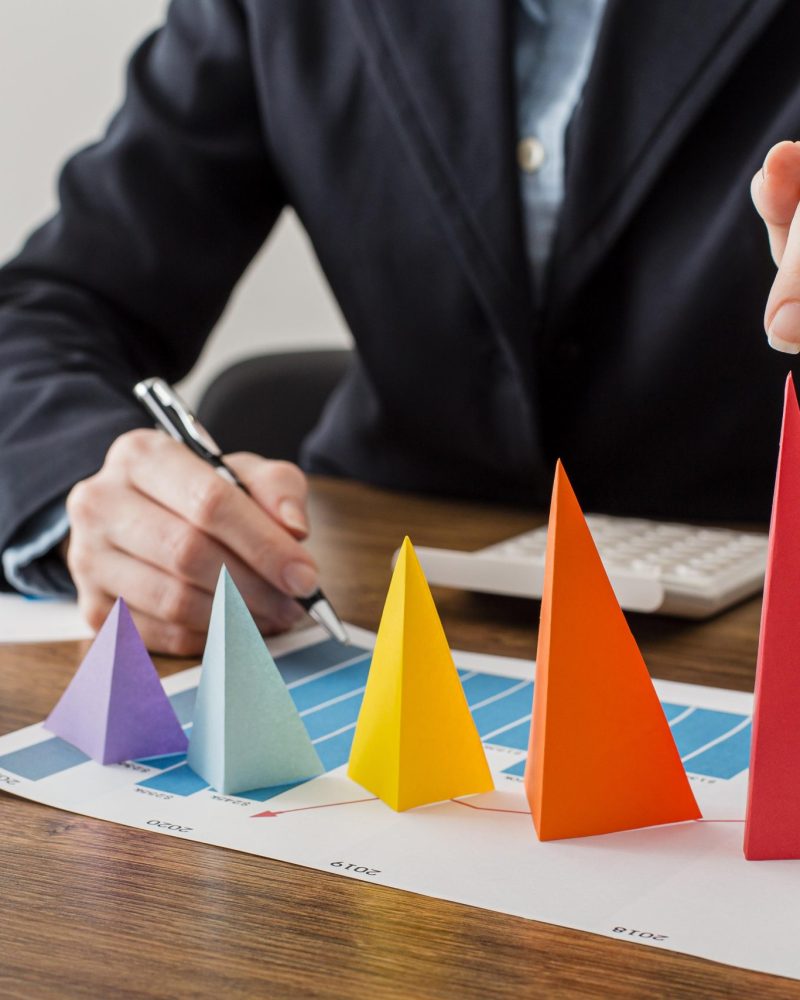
44;598;188;764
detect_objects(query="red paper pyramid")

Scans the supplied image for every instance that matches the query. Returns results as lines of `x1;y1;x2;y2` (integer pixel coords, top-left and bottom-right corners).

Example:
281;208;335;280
745;374;800;860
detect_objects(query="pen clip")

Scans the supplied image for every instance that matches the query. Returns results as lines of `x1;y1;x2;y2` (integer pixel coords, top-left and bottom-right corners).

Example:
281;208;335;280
134;378;223;462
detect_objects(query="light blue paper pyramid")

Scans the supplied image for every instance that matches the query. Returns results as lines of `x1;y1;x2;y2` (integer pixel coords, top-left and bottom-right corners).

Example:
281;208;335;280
187;567;323;795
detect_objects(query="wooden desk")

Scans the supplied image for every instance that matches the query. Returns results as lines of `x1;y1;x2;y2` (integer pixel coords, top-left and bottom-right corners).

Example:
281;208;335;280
1;477;793;999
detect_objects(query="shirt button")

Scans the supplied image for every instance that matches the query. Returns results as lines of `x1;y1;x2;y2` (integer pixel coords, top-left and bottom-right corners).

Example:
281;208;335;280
517;136;545;173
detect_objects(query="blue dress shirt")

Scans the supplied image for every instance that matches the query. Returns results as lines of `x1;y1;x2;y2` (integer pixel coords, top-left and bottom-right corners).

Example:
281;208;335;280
2;500;74;596
514;0;607;291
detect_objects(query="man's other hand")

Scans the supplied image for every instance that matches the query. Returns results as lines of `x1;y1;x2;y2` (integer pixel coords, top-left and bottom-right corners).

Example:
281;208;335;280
62;429;316;655
752;140;800;353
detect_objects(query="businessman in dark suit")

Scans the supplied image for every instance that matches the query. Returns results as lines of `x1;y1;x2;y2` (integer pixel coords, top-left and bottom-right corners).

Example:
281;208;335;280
0;0;798;652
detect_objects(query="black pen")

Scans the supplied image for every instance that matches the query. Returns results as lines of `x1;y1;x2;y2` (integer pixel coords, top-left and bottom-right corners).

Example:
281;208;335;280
133;377;349;645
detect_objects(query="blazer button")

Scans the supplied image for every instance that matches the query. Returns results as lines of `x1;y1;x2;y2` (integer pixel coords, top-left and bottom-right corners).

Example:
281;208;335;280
517;136;545;173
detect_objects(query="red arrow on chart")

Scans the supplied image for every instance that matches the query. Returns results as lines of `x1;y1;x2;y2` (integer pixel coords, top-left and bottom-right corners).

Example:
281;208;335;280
255;796;533;818
252;796;377;818
451;798;530;816
695;818;744;823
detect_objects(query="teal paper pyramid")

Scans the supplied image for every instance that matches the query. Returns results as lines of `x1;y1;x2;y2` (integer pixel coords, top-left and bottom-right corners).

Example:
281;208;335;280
187;567;323;795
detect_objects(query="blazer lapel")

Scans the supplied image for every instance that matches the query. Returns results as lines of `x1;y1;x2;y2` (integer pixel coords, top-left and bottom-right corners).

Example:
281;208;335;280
554;0;786;285
345;0;785;367
346;0;537;379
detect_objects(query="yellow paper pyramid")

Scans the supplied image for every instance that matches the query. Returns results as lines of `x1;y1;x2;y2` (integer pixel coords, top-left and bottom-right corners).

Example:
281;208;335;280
348;537;493;811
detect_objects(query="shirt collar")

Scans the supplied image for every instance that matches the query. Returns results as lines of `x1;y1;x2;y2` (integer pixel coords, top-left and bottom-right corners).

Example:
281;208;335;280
519;0;548;27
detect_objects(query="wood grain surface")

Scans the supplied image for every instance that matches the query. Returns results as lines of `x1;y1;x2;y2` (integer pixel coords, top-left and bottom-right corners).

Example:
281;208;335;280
1;476;794;1000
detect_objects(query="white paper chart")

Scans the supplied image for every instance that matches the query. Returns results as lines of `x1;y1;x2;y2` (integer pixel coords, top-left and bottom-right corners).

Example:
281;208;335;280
0;594;92;643
0;625;796;982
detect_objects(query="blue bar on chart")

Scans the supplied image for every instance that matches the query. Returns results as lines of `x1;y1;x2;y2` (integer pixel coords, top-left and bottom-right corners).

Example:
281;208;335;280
661;701;690;722
0;736;89;780
276;640;370;685
487;721;531;751
314;728;357;773
136;752;187;770
289;656;371;713
302;691;363;742
670;709;747;758
138;763;209;796
461;674;525;706
683;721;751;780
472;684;533;742
502;758;527;778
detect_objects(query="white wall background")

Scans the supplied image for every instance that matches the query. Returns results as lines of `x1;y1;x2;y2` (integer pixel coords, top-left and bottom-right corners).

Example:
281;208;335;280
0;0;352;403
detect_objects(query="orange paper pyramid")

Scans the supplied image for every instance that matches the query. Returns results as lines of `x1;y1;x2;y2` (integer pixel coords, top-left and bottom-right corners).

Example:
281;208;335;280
524;462;701;840
745;375;800;860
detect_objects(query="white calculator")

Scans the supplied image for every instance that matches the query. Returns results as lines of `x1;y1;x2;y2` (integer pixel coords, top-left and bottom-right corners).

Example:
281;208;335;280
412;516;769;619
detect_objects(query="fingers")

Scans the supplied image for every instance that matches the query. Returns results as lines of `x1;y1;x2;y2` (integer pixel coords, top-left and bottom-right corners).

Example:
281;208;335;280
72;545;214;632
762;198;800;355
99;484;302;625
70;541;301;656
106;431;319;598
225;454;310;538
65;431;313;653
70;560;209;658
751;141;800;266
751;141;800;353
77;585;208;657
122;610;207;658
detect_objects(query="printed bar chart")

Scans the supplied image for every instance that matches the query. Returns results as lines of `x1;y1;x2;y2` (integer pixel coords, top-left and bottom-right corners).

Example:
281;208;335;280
0;639;753;796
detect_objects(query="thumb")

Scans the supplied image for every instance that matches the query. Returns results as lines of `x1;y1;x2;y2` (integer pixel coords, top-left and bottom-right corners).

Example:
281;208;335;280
763;200;800;354
752;140;800;267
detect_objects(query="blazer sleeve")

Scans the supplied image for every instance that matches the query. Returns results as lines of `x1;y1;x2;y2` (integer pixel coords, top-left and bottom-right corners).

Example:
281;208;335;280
0;0;284;559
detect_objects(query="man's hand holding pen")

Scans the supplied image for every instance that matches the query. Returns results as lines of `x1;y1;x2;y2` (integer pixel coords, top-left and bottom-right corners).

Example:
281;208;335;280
62;428;317;655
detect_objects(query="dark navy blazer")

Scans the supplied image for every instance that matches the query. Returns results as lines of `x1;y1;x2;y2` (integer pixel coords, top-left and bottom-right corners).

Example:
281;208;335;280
0;0;798;568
